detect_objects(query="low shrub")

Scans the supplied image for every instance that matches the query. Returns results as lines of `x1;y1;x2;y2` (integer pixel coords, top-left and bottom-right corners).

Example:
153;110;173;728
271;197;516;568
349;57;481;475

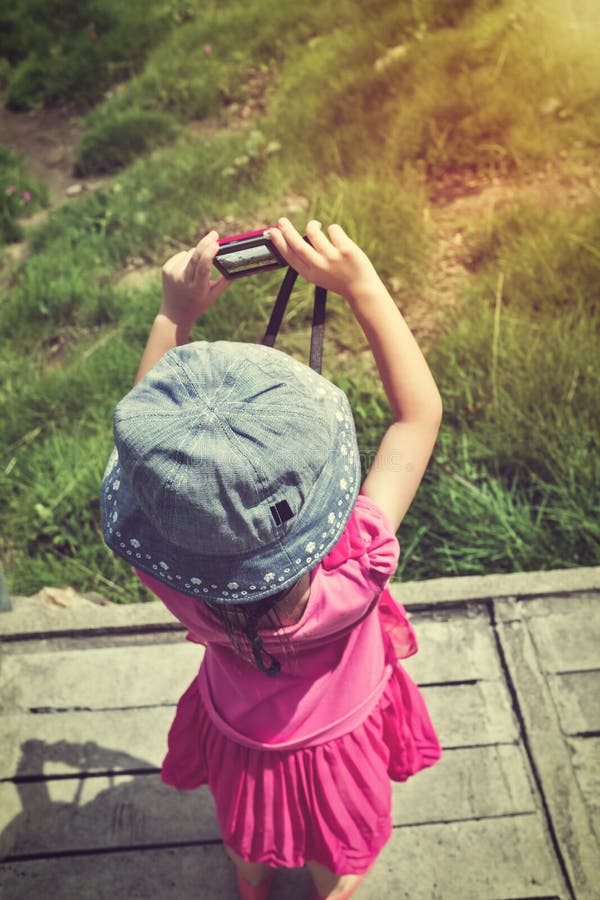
2;0;173;110
75;110;181;175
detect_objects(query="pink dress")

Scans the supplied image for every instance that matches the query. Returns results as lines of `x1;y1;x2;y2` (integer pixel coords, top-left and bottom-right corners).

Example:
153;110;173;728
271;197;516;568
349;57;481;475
137;494;441;875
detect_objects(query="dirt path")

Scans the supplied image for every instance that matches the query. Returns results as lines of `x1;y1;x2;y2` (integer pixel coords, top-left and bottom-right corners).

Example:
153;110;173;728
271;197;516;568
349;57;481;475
0;102;110;204
0;102;112;264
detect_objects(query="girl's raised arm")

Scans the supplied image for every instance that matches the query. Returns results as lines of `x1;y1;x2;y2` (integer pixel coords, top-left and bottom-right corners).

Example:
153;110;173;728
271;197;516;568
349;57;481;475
134;231;229;385
270;219;443;532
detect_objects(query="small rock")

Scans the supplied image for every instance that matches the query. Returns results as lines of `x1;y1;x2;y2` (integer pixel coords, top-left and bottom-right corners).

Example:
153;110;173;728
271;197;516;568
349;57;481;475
5;242;28;264
539;97;561;116
374;45;408;74
66;183;85;197
28;586;113;608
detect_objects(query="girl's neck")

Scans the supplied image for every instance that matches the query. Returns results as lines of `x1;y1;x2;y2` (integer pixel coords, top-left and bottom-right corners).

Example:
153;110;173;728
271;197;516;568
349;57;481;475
264;573;311;627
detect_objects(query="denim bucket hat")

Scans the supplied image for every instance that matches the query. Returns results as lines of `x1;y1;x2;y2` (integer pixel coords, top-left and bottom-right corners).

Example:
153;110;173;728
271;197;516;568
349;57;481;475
101;341;361;604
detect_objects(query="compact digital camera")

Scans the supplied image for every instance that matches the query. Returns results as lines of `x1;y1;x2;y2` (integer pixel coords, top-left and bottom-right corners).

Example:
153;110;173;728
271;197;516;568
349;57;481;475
213;228;287;279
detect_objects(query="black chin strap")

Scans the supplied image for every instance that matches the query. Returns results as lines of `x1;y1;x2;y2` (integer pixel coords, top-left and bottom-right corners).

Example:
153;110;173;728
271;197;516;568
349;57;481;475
261;265;327;374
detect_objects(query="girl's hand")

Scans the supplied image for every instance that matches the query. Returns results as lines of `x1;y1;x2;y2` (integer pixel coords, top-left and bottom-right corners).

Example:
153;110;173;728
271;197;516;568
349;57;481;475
269;218;383;304
160;230;230;329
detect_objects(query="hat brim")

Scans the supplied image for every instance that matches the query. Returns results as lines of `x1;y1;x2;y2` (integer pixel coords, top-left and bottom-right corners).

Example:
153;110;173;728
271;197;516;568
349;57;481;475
101;414;362;605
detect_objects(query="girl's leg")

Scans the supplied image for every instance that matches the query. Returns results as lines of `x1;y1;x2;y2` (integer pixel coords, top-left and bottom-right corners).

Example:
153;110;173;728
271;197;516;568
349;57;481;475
225;844;274;887
306;861;366;899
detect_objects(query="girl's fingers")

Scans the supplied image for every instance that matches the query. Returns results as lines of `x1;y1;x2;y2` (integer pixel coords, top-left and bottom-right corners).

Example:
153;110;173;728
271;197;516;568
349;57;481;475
209;274;231;299
276;217;322;267
305;219;333;255
183;249;198;284
185;231;219;283
327;223;353;252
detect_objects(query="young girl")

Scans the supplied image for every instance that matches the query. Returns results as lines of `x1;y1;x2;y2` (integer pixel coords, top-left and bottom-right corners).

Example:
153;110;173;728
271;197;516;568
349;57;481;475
101;218;443;900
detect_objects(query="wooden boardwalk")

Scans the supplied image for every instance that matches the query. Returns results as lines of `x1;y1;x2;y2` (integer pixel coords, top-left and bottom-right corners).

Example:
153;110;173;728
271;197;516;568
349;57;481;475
1;568;599;899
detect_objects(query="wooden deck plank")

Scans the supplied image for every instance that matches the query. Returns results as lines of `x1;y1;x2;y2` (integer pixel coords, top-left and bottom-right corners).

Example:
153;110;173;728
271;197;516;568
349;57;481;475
0;642;200;712
0;745;536;858
0;708;174;779
494;599;600;900
0;815;568;900
0;776;220;858
522;595;600;673
392;744;536;824
421;680;519;747
402;607;504;683
567;737;600;846
0;678;520;782
1;613;504;717
546;671;600;735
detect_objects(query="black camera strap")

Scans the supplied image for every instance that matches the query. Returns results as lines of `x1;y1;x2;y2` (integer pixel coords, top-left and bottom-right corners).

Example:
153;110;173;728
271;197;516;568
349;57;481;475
261;266;327;374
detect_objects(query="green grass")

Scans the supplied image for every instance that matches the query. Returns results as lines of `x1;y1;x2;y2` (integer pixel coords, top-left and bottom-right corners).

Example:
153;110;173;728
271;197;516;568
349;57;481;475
0;0;599;600
1;0;175;109
0;145;48;245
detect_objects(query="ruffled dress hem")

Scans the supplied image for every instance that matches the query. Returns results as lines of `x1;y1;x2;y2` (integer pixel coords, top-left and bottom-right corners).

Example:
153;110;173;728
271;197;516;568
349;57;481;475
161;650;441;874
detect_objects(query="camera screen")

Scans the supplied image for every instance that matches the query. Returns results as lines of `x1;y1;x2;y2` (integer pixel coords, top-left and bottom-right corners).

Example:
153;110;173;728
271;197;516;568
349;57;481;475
218;243;277;274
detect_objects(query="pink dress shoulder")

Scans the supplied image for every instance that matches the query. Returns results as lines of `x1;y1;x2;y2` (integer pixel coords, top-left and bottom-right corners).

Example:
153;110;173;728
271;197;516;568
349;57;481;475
137;494;441;875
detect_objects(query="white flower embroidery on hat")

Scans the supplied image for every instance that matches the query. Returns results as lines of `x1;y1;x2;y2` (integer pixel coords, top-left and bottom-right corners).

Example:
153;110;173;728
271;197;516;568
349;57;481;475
130;539;141;549
159;561;169;570
305;541;316;553
263;572;275;583
191;577;202;585
328;513;336;524
227;582;239;590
